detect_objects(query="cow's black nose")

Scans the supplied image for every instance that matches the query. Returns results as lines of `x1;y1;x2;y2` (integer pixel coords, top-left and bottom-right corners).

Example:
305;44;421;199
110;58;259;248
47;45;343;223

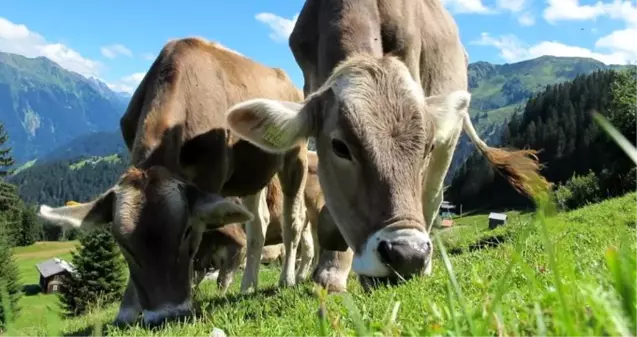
377;239;431;278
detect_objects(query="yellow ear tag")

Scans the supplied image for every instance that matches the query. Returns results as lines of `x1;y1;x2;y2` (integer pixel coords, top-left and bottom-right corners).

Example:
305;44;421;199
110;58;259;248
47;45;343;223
263;123;291;148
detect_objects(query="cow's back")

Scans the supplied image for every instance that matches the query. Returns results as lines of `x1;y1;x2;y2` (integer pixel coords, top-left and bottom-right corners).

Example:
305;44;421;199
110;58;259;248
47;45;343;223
290;0;467;97
119;37;304;196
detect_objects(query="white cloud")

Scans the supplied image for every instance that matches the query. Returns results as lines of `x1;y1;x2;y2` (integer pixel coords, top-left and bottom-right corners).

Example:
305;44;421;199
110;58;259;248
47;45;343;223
472;32;632;65
543;0;607;22
544;0;637;27
255;12;299;42
0;17;103;77
442;0;534;25
107;72;146;94
595;28;637;57
496;0;526;13
100;44;132;59
518;12;536;26
441;0;493;14
140;52;156;61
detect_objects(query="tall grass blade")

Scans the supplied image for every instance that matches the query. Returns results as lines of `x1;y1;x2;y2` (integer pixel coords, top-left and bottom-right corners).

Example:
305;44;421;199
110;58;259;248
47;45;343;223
605;242;637;335
434;233;477;335
592;112;637;164
342;294;370;337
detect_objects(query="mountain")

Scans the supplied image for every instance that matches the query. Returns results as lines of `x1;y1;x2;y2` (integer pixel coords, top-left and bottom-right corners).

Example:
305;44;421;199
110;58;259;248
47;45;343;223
467;55;627;125
5;54;631;194
0;51;130;164
446;55;630;183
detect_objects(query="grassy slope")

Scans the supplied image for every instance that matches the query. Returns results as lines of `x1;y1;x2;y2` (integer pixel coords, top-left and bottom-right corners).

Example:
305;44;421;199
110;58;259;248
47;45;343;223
7;241;78;336
468;56;626;128
12;192;626;336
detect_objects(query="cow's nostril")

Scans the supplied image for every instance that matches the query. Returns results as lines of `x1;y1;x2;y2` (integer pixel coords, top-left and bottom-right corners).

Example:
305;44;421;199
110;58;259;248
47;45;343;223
377;240;393;264
376;239;431;277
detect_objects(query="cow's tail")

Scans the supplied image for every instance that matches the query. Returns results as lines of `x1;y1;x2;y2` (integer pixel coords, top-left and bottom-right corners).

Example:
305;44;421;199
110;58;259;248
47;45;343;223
461;112;551;199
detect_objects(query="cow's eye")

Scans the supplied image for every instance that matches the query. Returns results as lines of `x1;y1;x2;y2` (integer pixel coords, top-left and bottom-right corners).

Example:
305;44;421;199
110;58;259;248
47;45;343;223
331;138;352;160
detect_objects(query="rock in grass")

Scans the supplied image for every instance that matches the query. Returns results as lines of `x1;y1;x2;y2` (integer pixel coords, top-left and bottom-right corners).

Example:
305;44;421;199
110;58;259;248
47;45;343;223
211;327;227;337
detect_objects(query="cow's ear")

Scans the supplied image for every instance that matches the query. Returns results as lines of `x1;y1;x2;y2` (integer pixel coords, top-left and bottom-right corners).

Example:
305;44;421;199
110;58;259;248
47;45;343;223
424;90;471;145
38;190;115;231
186;186;254;227
226;98;317;153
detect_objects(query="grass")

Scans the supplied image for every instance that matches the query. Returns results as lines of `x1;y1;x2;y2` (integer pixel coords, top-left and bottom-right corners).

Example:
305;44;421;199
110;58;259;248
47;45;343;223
5;192;635;336
6;112;637;336
4;241;78;336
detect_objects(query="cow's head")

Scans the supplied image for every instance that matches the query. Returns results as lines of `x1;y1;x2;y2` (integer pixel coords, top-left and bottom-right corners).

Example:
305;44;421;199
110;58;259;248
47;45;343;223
37;165;253;326
226;54;470;285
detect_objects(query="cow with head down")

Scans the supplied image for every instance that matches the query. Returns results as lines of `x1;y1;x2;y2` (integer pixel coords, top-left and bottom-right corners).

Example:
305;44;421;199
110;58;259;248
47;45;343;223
37;37;309;327
225;0;549;292
192;150;353;294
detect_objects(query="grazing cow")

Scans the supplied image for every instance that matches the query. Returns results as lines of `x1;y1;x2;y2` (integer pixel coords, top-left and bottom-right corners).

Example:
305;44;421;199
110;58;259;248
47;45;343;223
192;173;317;294
193;151;336;293
36;37;309;327
225;0;548;292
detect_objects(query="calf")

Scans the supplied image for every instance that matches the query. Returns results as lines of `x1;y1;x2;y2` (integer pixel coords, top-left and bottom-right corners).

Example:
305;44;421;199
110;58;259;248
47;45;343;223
37;37;308;327
193;151;327;293
225;0;549;292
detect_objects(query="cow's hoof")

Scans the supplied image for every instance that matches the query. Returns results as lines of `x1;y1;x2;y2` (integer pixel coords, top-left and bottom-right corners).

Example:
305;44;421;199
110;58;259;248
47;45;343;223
312;269;348;293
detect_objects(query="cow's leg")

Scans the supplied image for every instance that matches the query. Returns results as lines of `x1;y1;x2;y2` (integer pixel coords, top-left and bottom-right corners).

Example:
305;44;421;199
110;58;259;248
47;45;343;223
310;218;320;270
421;127;463;275
240;187;270;293
114;278;141;327
218;245;245;295
312;249;353;293
295;217;315;283
278;148;309;287
312;206;353;292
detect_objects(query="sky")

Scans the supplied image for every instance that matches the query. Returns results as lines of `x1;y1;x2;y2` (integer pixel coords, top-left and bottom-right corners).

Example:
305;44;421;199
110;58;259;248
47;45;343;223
0;0;635;94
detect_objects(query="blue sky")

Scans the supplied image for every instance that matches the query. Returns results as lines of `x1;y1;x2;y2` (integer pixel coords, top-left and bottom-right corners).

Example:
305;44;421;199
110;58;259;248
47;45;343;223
0;0;635;93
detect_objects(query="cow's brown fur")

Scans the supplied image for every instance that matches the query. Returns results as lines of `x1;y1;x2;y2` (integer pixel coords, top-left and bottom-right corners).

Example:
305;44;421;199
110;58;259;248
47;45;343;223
226;0;548;293
193;151;325;293
37;37;309;326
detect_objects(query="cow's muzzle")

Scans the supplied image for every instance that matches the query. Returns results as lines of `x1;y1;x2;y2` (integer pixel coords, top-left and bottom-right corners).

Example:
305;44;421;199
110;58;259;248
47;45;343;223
352;226;432;284
141;300;195;328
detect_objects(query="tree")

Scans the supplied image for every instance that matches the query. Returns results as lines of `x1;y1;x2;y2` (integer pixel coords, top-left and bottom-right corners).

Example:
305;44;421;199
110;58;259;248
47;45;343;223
17;205;40;246
0;122;14;178
59;227;126;317
0;224;21;331
0;182;23;246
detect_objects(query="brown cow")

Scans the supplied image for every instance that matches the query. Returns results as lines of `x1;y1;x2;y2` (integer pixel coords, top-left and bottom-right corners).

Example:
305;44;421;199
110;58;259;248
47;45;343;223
36;37;309;327
193;151;341;294
225;0;548;292
192;174;317;295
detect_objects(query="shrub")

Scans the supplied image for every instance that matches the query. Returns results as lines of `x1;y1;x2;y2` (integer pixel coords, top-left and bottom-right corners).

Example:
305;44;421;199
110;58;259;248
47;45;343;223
554;170;602;210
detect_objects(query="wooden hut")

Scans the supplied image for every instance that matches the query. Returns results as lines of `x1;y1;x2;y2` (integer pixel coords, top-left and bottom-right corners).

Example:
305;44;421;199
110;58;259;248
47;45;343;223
488;212;507;230
35;258;75;294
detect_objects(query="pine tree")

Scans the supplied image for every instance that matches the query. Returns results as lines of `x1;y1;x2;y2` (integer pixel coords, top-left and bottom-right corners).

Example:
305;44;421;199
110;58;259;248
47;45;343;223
0;123;14;178
17;205;40;246
59;227;126;317
0;223;21;331
0;182;23;246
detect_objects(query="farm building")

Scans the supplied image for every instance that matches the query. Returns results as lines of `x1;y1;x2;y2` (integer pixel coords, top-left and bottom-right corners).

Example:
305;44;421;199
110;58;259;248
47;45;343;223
35;258;76;294
488;212;508;229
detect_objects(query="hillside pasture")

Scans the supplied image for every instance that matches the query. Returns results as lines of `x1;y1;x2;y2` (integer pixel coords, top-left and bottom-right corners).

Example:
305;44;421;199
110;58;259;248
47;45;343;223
4;193;632;336
7;241;78;336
